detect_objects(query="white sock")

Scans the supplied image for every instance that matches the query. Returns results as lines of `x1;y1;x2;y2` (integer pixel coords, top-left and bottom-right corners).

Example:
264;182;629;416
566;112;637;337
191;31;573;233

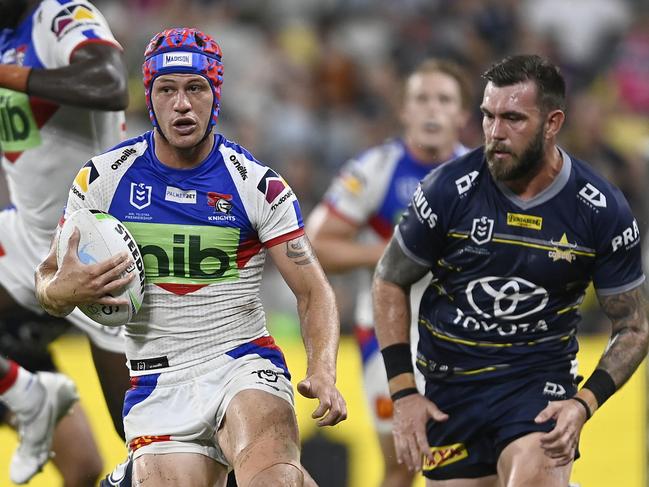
0;367;45;418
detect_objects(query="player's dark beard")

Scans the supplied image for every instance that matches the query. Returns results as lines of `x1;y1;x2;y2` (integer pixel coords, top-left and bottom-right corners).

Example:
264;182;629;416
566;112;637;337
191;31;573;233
0;0;28;29
486;124;545;182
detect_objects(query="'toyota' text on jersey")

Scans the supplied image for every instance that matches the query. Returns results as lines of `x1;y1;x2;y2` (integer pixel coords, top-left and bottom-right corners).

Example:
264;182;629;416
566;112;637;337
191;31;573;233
396;147;644;382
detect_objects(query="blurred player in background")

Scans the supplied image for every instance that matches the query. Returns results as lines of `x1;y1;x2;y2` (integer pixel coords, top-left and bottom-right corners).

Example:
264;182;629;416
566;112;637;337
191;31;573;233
0;0;129;484
307;59;470;487
373;54;649;486
36;27;347;487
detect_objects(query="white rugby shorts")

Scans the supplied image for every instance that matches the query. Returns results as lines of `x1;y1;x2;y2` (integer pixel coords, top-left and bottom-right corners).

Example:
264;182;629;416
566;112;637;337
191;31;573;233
124;346;294;466
0;207;125;352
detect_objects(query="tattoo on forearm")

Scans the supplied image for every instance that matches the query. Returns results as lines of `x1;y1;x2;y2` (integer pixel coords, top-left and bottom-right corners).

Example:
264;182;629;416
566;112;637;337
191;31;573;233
597;287;649;385
285;237;316;265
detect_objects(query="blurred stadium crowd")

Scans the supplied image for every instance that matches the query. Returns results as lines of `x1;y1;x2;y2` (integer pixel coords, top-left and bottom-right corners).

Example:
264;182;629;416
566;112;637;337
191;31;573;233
3;0;649;332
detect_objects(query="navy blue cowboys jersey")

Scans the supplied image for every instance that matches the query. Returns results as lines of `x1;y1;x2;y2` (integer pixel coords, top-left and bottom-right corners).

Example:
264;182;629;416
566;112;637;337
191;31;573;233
396;147;645;382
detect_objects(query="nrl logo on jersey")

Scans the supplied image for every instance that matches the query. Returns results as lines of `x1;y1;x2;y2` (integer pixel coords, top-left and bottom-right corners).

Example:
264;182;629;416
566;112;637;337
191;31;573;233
470;216;494;245
548;233;577;263
455;171;479;196
130;182;152;210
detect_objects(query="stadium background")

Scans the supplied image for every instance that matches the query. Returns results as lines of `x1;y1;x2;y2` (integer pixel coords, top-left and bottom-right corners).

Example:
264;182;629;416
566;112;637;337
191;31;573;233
2;0;649;485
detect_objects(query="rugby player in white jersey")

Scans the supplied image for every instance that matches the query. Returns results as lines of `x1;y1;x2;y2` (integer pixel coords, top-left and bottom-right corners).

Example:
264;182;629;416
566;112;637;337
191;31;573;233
35;28;347;487
307;59;470;487
0;0;128;484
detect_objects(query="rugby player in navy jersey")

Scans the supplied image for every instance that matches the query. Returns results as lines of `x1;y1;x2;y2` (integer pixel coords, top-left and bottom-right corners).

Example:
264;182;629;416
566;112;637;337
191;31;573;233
307;58;470;487
373;54;649;486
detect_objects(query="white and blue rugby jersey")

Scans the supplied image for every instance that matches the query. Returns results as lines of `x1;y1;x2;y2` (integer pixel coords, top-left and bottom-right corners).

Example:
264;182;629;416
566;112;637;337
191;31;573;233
397;147;644;382
0;0;125;241
323;139;468;330
64;132;305;374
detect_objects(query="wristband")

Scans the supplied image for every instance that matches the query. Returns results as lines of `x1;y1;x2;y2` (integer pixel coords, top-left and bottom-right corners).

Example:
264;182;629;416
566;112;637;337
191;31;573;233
571;396;592;421
582;369;616;408
0;65;32;93
390;387;418;402
381;343;413;380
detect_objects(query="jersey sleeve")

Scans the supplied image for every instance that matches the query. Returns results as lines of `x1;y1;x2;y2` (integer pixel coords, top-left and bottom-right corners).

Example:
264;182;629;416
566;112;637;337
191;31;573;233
63;159;111;220
592;189;645;295
323;150;388;225
254;168;304;247
394;168;448;267
34;0;121;68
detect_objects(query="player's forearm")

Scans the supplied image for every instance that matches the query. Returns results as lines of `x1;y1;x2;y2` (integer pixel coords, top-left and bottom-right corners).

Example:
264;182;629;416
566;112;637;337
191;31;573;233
579;286;649;415
372;277;411;347
27;59;127;110
311;238;384;273
595;287;649;387
297;286;340;379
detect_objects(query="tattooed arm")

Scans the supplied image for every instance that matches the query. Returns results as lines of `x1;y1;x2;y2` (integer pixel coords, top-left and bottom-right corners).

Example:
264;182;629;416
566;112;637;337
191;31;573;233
373;238;430;392
587;287;649;407
268;235;347;426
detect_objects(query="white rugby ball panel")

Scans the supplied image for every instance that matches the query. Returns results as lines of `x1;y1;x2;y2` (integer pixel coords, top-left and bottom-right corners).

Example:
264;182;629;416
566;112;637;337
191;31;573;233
57;208;145;326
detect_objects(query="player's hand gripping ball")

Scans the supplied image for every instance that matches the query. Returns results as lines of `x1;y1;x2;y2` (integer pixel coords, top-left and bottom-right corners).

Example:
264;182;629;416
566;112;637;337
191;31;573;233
56;208;145;326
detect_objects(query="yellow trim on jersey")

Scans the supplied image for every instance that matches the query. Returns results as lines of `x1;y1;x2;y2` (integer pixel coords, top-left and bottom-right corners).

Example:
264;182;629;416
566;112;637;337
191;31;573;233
557;304;581;315
427;328;512;348
447;232;596;257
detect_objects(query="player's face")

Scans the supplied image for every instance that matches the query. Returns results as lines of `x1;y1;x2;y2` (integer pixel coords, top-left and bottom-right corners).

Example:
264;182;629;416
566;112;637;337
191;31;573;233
401;71;467;155
481;80;546;181
151;73;213;150
0;0;27;29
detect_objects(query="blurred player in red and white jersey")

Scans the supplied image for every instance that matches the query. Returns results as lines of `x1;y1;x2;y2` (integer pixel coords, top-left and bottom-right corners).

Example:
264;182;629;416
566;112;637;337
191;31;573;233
307;59;471;487
0;0;128;484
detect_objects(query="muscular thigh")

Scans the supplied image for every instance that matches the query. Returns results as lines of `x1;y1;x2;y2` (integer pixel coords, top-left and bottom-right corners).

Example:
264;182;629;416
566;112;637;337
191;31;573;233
497;432;572;487
125;349;294;467
218;389;300;463
133;452;227;487
423;369;576;482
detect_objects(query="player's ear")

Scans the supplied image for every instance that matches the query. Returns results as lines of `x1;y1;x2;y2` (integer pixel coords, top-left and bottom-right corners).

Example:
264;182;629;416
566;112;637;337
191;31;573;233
545;109;565;140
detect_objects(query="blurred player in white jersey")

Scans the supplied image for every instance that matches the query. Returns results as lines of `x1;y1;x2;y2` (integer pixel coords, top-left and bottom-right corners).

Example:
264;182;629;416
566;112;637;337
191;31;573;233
36;28;347;487
307;59;471;487
0;0;128;484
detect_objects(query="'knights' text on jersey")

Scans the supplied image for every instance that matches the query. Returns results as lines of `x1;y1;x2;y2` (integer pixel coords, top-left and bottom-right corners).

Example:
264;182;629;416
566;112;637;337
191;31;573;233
64;132;304;375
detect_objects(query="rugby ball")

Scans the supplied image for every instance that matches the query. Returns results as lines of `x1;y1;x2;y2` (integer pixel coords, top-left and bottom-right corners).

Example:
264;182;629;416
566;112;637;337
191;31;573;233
56;208;145;326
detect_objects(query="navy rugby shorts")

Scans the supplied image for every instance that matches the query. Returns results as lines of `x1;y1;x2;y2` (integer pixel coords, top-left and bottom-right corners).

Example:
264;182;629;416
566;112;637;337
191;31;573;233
422;369;578;480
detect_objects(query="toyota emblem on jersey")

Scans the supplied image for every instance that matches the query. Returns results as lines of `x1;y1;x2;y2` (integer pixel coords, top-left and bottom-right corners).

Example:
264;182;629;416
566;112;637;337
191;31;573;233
130;183;152;210
466;276;549;320
470;216;494;245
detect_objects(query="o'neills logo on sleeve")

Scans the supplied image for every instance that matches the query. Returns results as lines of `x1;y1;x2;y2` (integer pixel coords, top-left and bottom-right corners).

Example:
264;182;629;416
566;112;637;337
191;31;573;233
163;52;192;67
422;443;468;471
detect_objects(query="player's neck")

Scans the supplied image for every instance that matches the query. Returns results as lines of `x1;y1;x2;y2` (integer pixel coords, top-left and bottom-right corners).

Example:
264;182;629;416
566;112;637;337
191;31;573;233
153;130;214;169
502;145;563;200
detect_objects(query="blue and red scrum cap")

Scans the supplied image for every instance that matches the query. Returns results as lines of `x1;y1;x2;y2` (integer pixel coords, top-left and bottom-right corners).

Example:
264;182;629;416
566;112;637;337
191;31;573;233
142;28;224;128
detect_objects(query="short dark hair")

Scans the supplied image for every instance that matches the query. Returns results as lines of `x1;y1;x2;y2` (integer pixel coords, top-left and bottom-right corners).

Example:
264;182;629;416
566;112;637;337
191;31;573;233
407;58;473;110
482;55;566;112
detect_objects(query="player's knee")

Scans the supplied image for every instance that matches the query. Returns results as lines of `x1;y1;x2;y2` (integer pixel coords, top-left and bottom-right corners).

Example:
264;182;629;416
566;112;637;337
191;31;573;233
233;437;303;487
247;462;304;487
